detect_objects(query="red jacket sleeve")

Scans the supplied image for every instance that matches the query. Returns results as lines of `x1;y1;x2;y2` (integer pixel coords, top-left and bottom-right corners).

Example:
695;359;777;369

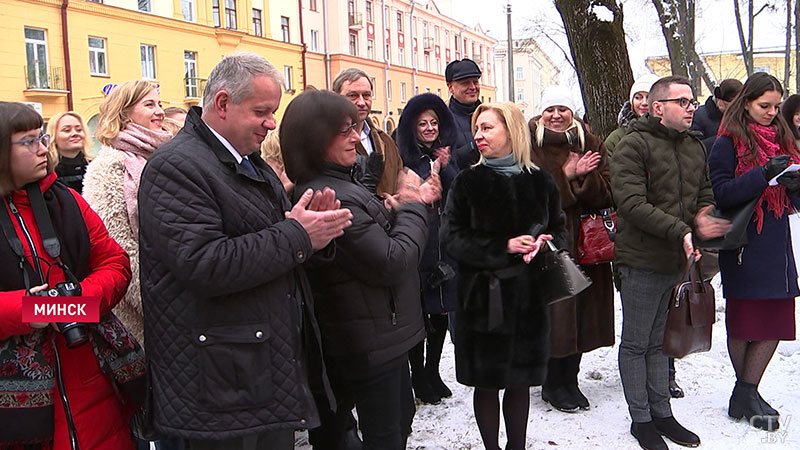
0;289;35;340
72;191;132;315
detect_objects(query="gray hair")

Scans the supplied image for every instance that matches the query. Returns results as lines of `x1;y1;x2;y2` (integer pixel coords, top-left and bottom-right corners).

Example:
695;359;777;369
203;52;284;109
332;68;373;94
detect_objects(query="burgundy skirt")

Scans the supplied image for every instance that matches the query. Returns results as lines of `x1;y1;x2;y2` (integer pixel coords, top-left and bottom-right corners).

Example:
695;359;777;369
726;298;796;341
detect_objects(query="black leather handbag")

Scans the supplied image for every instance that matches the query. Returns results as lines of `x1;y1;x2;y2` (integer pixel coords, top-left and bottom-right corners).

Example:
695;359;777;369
699;195;759;250
535;241;593;305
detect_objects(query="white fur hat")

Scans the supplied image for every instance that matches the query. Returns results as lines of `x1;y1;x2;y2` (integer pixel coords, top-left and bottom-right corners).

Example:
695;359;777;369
629;74;661;104
540;85;576;114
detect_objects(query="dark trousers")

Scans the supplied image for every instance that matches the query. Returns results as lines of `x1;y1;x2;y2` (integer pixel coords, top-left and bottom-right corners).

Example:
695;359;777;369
310;357;415;450
184;430;293;450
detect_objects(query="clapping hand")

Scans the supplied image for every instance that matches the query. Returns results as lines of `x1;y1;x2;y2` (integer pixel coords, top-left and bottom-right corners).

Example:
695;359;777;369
563;151;600;180
286;189;353;250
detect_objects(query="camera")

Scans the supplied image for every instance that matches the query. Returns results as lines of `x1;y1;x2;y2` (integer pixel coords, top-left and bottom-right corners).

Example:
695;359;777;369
426;261;456;289
31;281;88;348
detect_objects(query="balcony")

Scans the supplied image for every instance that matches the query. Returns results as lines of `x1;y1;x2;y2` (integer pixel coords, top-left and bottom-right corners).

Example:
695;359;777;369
423;37;434;51
185;77;207;100
24;65;66;91
349;13;364;30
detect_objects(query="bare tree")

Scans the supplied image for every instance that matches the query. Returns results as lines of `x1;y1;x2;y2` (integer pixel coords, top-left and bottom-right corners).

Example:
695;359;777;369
553;0;634;139
733;0;775;76
650;0;716;94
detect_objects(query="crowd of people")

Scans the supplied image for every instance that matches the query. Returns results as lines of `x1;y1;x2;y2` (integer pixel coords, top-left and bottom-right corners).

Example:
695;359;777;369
1;50;798;450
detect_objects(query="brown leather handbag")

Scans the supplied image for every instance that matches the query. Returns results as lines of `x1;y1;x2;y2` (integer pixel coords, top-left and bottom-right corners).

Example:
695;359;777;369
663;255;716;358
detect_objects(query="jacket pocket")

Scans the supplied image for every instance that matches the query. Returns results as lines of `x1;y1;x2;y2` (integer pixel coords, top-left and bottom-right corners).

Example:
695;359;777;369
193;322;273;411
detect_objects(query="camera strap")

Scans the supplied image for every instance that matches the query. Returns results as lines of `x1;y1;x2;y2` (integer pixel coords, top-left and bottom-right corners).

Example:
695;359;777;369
0;196;38;290
25;183;81;285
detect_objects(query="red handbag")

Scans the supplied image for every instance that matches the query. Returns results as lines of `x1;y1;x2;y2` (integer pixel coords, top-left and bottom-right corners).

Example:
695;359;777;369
576;208;616;265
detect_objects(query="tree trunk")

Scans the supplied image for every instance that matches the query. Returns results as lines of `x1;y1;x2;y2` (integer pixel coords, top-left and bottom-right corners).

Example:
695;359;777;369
734;0;755;76
554;0;634;139
785;0;793;96
651;0;716;94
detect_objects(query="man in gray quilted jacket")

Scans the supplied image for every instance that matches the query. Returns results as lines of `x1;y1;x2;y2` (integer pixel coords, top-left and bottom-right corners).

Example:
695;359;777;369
138;52;352;449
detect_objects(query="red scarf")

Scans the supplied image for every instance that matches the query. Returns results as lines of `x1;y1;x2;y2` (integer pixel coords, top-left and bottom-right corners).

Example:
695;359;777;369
720;122;798;233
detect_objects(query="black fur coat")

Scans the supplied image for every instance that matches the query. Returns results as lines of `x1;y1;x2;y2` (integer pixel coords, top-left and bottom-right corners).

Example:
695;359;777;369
440;164;567;388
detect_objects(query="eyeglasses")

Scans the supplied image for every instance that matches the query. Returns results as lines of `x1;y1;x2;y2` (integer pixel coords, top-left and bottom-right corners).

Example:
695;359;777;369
11;134;50;153
657;98;700;110
339;122;358;136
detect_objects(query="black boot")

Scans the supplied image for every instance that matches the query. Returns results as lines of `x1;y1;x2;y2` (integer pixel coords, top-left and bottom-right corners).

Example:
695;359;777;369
757;390;779;417
425;314;452;398
409;341;441;404
652;415;700;447
630;421;668;450
729;381;779;431
563;353;589;410
542;357;579;413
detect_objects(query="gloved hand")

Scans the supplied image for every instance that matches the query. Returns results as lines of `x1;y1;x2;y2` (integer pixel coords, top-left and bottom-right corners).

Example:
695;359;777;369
777;172;800;195
762;155;791;180
360;152;385;194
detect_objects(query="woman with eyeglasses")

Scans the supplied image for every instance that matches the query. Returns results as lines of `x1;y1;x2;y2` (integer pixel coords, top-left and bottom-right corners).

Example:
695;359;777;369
394;93;460;406
0;102;134;448
46;111;93;194
280;90;439;450
709;72;800;431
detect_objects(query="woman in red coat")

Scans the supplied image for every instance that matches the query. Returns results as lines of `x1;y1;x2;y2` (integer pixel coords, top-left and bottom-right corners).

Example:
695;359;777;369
0;102;134;449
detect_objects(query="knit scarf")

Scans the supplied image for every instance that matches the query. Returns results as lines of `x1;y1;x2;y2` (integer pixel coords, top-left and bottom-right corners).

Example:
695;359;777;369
720;122;798;233
108;123;172;237
481;153;522;176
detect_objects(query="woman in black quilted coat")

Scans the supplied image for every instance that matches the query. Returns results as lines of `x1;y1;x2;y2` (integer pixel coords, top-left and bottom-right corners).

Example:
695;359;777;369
395;93;460;405
280;90;439;450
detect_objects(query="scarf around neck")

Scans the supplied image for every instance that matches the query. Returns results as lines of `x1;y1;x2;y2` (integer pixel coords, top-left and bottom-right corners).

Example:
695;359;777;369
108;123;172;237
720;122;798;233
481;153;522;176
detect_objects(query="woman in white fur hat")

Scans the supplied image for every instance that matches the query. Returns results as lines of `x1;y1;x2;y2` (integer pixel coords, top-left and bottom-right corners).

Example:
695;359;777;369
527;85;616;413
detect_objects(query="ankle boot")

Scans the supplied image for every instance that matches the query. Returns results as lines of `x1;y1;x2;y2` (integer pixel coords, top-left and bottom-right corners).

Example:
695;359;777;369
630;421;668;450
757;390;779;416
425;320;452;398
411;371;441;405
563;354;589;410
541;385;579;413
729;381;779;431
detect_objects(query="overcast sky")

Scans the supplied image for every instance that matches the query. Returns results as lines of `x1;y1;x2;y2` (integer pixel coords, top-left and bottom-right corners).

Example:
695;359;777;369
444;0;793;81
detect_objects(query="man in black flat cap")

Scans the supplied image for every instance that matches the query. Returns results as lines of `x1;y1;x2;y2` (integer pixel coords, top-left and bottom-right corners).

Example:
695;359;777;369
445;58;482;169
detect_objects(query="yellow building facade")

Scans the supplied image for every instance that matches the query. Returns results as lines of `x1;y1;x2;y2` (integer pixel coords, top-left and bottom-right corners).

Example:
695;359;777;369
646;48;798;100
2;0;303;131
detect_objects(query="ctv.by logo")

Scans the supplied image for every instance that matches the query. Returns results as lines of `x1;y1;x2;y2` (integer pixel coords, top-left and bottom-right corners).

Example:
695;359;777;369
755;415;791;444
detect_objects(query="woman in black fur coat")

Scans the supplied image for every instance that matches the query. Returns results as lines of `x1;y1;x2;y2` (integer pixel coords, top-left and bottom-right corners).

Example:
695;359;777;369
396;93;460;405
440;102;567;450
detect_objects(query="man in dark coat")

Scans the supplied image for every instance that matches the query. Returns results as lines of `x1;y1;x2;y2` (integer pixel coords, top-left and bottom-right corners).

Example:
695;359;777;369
610;76;730;450
137;52;352;450
445;59;482;170
690;78;743;152
333;68;403;197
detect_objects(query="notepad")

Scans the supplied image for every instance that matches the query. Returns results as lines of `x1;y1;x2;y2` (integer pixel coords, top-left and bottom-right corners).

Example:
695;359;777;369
768;164;800;186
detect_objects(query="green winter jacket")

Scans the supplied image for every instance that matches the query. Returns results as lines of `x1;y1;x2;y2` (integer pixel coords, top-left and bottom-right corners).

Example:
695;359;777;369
609;114;715;274
604;126;627;160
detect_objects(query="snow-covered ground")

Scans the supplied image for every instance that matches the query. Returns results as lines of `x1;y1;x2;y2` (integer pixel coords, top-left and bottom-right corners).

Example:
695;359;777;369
296;216;800;450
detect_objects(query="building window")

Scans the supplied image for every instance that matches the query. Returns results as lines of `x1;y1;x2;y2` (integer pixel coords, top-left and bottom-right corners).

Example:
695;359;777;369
516;88;524;102
367;39;374;59
398;48;404;66
754;66;770;73
184;51;199;97
253;9;263;37
25;27;50;89
137;0;151;12
384;6;389;27
437;88;442;97
515;67;523;80
424;53;429;72
387;80;391;100
444;30;449;48
181;0;194;21
385;42;391;63
396;12;403;32
365;0;373;22
284;66;294;92
400;82;406;102
348;0;356;16
281;16;290;42
423;22;428;39
224;0;237;29
140;44;156;80
435;56;440;74
349;33;357;56
88;37;107;76
310;0;317;12
434;26;439;44
310;30;319;52
212;0;220;27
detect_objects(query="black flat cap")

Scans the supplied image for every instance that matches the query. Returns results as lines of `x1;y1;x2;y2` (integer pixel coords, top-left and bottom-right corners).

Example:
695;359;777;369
445;59;482;82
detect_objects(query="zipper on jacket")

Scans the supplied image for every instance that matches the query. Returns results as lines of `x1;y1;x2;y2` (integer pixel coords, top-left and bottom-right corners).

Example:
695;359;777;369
54;343;81;450
8;199;45;284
